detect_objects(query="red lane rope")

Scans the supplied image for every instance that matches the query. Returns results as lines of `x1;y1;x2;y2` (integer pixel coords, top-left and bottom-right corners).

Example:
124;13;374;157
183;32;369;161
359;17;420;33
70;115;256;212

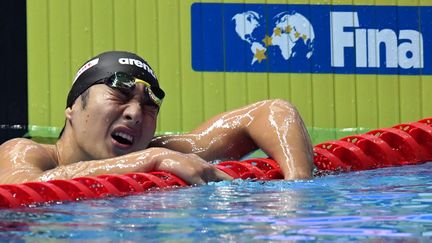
1;117;432;208
313;117;432;170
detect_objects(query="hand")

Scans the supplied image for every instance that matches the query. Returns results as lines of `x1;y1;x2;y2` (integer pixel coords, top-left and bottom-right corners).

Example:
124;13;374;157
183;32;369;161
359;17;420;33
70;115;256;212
154;151;232;185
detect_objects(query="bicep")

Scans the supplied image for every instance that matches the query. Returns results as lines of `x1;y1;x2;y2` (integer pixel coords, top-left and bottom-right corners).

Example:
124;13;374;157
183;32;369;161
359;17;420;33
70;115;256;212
151;110;258;161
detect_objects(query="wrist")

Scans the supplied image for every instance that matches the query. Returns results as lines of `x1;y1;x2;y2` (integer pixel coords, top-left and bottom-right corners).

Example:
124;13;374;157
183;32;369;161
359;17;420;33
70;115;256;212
144;147;175;171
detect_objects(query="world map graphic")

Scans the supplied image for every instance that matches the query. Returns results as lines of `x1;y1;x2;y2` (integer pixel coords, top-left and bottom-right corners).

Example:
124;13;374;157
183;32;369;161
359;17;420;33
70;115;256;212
232;11;315;65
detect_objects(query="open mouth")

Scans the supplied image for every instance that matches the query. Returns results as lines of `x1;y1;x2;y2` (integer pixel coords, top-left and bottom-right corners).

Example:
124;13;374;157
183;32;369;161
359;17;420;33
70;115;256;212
111;131;134;146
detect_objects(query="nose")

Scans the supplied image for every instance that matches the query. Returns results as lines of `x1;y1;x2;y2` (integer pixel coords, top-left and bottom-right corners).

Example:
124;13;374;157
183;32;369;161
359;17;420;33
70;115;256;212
123;101;142;125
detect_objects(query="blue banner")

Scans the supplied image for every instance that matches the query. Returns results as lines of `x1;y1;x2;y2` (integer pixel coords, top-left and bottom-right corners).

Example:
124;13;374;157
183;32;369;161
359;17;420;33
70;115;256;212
191;3;432;75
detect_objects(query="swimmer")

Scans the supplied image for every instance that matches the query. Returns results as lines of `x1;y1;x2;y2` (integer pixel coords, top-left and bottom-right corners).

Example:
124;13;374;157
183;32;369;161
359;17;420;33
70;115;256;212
0;51;314;185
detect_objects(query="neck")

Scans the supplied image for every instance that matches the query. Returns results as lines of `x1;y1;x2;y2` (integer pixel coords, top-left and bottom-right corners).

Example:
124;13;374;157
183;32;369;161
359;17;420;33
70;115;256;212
55;131;91;166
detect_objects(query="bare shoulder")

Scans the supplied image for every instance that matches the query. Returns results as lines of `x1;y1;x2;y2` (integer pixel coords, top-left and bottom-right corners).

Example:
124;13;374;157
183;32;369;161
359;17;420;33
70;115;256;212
242;99;297;112
0;138;57;171
0;137;42;152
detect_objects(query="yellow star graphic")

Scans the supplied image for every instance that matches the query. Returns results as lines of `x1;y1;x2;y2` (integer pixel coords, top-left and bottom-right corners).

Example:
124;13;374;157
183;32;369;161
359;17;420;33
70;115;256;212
262;35;273;47
285;25;292;33
302;34;308;40
294;32;300;38
254;48;267;63
273;27;282;36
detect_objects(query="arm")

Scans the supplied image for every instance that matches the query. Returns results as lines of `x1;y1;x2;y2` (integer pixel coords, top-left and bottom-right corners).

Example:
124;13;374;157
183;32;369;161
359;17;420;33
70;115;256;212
150;99;314;180
0;138;230;185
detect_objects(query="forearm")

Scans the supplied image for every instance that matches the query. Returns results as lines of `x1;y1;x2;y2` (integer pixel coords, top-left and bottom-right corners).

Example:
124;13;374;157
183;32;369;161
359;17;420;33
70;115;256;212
36;148;165;181
0;148;164;184
39;149;230;185
0;147;230;185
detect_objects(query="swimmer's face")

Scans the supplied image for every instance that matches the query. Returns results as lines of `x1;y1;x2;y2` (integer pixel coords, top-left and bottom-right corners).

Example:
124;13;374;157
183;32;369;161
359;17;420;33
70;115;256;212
66;83;159;159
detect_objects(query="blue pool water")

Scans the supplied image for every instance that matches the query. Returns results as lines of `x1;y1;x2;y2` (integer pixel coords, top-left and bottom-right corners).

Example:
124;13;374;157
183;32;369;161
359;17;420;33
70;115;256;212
1;162;432;242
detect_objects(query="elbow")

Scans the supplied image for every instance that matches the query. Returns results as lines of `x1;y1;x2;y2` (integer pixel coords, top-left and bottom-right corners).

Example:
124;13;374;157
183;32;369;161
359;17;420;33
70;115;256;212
264;98;298;110
262;99;301;119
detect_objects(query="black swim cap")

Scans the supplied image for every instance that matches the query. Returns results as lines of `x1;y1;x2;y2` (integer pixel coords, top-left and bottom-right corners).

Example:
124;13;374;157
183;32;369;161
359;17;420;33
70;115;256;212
66;51;163;108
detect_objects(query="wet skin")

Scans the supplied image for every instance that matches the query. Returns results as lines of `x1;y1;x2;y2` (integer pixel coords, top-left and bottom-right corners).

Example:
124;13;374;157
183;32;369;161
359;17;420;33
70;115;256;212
150;99;314;180
0;84;314;184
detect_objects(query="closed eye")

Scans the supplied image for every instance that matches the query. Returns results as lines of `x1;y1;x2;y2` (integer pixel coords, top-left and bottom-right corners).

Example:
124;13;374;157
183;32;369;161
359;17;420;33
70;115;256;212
140;105;159;119
141;102;159;113
107;88;133;103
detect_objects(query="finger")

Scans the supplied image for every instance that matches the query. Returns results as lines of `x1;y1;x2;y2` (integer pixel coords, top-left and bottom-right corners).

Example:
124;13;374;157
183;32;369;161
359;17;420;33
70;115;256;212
185;175;206;185
203;166;233;182
215;169;233;181
171;167;206;185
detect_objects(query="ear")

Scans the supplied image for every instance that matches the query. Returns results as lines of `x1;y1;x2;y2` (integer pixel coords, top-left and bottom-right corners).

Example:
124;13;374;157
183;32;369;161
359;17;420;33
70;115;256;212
65;107;73;121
